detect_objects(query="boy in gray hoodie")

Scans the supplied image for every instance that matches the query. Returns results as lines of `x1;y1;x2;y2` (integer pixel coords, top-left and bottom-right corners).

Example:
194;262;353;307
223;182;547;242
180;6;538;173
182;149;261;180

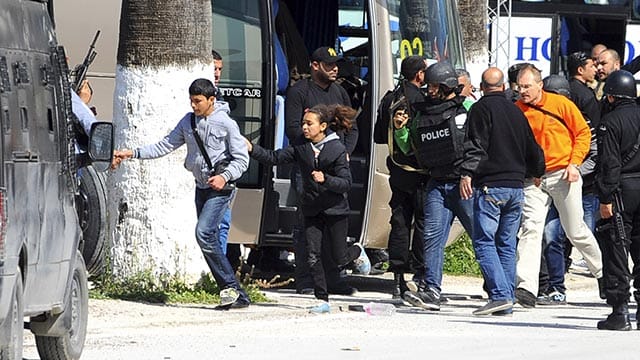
113;78;250;308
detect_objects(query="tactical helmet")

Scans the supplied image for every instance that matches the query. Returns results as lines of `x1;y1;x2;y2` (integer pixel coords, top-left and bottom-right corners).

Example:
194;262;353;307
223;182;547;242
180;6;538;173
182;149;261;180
603;70;637;99
543;74;571;98
424;62;458;89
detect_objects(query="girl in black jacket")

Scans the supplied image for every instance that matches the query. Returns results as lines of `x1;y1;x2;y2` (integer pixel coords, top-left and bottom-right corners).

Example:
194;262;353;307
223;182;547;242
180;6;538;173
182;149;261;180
248;104;369;313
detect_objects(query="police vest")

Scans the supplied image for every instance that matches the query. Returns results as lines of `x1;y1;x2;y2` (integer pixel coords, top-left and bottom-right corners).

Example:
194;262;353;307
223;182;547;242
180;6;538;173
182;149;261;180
412;107;467;169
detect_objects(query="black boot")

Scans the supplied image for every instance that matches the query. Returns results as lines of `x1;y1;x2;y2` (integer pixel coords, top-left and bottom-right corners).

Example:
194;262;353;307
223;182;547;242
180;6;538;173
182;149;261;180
392;273;408;299
597;303;632;331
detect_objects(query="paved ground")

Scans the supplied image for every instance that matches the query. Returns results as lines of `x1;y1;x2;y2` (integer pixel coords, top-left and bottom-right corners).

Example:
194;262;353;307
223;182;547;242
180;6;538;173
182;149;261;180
21;268;639;360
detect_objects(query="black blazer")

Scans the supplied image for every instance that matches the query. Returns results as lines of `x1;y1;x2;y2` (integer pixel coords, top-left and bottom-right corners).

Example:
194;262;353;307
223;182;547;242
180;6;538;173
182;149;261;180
251;138;352;216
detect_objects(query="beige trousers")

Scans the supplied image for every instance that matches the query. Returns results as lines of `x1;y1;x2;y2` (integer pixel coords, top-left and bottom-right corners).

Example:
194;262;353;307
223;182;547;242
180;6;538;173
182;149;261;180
516;169;603;296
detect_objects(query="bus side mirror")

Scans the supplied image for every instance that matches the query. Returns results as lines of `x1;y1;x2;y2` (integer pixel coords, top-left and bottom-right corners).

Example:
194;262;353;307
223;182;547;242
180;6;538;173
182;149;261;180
88;122;114;172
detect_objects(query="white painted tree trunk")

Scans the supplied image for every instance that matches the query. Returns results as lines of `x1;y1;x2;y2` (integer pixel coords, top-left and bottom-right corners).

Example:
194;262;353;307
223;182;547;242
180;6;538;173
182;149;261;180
108;63;214;279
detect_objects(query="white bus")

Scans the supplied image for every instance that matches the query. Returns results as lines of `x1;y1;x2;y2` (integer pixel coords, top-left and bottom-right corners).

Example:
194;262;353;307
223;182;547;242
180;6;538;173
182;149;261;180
51;0;467;256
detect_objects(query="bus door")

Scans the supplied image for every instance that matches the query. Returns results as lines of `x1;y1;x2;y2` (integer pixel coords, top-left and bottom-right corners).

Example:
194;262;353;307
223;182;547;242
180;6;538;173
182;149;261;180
553;13;627;75
212;0;276;245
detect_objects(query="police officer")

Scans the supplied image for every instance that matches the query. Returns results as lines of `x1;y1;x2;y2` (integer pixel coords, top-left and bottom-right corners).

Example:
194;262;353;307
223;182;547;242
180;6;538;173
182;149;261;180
596;70;640;331
393;61;474;310
373;55;428;300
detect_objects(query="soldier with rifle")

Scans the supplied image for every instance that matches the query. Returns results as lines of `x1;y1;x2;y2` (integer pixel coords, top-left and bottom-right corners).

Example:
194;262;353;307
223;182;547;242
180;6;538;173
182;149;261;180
595;70;640;331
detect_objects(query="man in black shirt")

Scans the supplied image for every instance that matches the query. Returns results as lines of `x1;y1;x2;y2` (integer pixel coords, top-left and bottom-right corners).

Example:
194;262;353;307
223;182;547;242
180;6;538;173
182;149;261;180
460;67;545;315
596;70;640;331
285;46;358;153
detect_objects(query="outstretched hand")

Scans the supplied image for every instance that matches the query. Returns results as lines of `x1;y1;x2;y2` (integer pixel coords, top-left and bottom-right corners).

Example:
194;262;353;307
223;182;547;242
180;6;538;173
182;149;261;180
111;149;133;169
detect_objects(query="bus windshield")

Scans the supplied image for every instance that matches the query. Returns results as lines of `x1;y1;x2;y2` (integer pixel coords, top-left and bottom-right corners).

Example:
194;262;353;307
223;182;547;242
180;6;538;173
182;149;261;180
387;0;465;79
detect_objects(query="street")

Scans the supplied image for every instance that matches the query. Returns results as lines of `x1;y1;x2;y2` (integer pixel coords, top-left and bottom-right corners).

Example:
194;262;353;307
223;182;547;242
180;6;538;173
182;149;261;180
22;271;639;360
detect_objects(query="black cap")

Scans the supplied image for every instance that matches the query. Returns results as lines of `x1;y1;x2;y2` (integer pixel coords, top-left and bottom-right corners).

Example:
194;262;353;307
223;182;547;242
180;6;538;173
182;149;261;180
400;55;427;80
311;46;341;63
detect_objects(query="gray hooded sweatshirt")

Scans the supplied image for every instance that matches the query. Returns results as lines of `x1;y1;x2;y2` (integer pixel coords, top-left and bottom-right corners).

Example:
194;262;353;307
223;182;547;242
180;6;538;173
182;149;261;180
136;101;249;189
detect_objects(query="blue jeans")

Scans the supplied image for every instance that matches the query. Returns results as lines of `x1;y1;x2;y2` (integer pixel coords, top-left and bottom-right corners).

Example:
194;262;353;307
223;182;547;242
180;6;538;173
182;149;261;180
472;187;523;301
544;194;599;293
195;187;248;300
218;207;232;254
422;179;474;293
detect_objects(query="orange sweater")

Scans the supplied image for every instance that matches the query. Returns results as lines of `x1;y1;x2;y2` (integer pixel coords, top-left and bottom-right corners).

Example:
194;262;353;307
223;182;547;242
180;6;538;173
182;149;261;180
516;91;591;172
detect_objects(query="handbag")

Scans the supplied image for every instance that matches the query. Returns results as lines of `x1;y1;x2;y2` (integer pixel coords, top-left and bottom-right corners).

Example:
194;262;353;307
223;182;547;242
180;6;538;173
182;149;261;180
190;113;235;194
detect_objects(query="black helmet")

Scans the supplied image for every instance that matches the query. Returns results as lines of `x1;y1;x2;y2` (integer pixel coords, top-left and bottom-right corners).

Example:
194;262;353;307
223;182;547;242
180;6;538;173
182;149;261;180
543;74;571;98
424;62;458;89
603;70;637;99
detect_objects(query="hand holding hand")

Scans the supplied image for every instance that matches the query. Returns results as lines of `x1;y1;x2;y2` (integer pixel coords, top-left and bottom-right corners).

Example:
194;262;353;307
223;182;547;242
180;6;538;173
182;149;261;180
208;174;227;190
244;138;253;152
311;170;325;183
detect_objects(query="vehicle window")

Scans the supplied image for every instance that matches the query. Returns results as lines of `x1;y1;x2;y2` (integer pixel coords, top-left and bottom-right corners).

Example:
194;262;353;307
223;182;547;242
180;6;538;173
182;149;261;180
212;0;264;186
386;0;465;80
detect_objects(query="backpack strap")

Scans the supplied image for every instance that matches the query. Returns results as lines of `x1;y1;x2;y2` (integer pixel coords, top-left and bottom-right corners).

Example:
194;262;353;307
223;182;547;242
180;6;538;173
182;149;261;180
190;113;213;172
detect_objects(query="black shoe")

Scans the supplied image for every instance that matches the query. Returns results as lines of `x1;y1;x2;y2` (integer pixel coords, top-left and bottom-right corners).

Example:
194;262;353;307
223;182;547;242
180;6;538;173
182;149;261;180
515;288;536;308
404;288;440;311
329;286;357;296
473;300;513;316
597;277;606;300
296;287;314;295
597;314;631;331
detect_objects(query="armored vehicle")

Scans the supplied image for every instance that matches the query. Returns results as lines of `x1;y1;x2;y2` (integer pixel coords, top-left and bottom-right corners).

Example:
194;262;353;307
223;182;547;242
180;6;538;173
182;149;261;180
0;0;113;359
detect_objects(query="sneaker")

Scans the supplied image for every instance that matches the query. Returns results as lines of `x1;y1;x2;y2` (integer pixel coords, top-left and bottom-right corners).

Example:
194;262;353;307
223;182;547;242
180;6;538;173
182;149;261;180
515;288;536;308
309;301;330;314
403;288;440;311
219;288;240;307
215;298;250;310
536;290;567;305
571;258;589;270
473;300;513;316
492;308;514;316
351;243;371;275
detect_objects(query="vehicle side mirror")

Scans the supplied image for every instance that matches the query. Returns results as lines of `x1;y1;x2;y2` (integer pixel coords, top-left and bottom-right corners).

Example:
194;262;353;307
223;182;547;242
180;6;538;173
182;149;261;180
88;122;114;172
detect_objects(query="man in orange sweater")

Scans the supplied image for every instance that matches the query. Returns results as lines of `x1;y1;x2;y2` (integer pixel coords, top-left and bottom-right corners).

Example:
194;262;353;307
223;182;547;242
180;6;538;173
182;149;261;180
513;65;603;308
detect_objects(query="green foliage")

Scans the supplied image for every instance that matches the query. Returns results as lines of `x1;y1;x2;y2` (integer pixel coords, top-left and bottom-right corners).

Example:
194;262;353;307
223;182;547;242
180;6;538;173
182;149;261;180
443;232;482;276
90;269;268;304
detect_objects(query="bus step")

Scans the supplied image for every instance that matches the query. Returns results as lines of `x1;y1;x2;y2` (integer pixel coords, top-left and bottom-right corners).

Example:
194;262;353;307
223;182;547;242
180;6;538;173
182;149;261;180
263;232;294;247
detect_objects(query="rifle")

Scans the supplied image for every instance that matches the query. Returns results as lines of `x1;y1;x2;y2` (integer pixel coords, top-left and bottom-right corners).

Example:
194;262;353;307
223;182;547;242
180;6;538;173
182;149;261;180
611;191;629;247
72;30;101;93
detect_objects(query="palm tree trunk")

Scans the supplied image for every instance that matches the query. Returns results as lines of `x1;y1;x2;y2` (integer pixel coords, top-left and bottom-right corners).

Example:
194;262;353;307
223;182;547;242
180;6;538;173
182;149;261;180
108;0;214;278
458;0;488;83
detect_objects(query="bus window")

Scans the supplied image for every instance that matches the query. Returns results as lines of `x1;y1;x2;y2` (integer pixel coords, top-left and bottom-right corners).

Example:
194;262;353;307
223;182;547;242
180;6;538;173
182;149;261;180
212;0;265;186
634;0;640;19
387;0;465;80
